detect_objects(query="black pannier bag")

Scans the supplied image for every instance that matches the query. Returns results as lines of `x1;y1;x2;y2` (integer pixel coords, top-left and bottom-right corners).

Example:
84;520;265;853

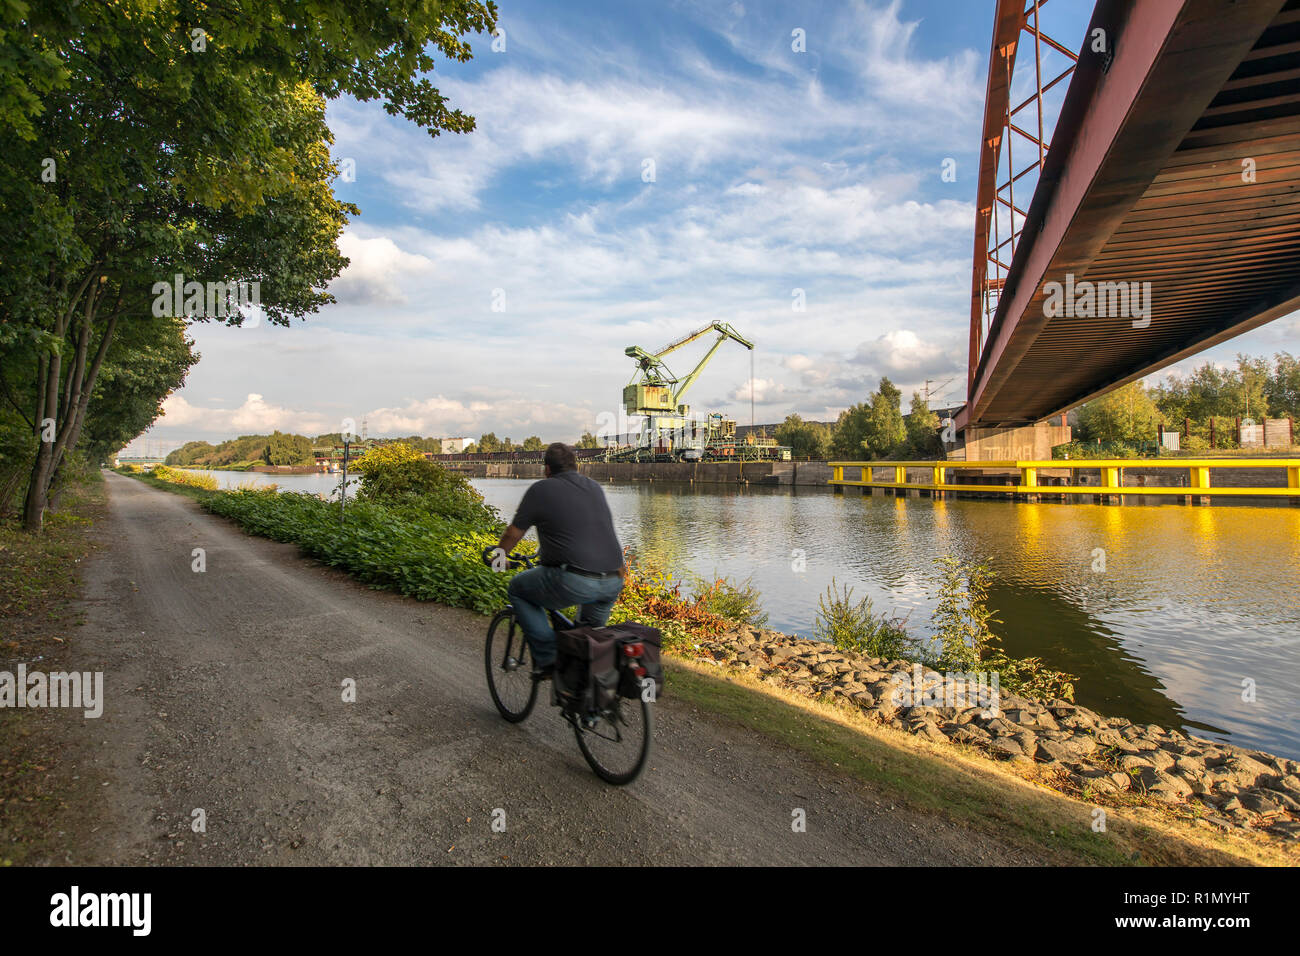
554;627;619;712
554;622;664;711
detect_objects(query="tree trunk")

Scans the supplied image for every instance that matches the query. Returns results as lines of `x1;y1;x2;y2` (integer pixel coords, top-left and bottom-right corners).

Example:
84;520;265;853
22;343;61;533
21;270;101;533
22;450;53;532
45;309;118;498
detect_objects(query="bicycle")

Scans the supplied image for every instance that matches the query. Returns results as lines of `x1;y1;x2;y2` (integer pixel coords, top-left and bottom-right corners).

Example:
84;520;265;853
481;549;654;785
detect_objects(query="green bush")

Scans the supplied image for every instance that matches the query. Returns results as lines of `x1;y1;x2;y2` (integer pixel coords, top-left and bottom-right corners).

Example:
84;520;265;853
353;442;497;525
813;578;914;660
204;491;515;615
692;575;769;627
1052;441;1148;460
807;562;1077;704
928;556;1075;701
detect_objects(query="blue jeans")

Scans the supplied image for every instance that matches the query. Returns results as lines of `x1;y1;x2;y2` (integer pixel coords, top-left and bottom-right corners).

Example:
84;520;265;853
507;565;623;667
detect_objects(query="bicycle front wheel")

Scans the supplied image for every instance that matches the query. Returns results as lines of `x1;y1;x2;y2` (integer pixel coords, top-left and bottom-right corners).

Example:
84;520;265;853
485;608;538;723
574;694;653;785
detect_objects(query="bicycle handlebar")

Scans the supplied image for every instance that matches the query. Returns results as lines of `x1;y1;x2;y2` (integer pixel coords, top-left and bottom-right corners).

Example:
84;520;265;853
480;546;534;570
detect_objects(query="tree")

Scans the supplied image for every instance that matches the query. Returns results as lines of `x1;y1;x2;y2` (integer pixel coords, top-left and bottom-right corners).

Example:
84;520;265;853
830;403;871;459
2;312;196;510
76;316;198;467
903;392;942;459
1;0;498;531
576;431;600;449
1267;352;1300;419
1077;382;1161;443
166;441;217;467
1185;364;1233;420
265;431;313;466
830;379;916;460
863;377;907;459
1229;354;1271;420
522;436;544;451
775;414;831;459
477;432;501;453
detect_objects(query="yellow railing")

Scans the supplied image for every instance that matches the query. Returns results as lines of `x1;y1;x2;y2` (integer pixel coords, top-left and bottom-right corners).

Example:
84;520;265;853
827;459;1300;498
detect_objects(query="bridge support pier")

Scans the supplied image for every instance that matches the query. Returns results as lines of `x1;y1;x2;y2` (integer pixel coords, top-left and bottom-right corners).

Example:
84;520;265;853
956;421;1071;463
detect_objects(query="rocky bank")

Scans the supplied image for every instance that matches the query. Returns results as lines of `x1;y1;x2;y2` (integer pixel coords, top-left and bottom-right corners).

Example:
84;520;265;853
685;626;1300;842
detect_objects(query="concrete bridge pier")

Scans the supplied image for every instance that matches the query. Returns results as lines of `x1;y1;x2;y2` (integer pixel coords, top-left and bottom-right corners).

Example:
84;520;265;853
954;421;1071;463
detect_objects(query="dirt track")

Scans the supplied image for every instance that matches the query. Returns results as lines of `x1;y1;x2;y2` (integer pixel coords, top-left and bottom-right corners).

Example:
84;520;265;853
30;472;1052;865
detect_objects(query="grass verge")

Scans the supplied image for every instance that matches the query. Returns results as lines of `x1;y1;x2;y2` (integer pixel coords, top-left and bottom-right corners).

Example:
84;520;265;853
115;467;219;503
666;658;1297;866
0;476;107;865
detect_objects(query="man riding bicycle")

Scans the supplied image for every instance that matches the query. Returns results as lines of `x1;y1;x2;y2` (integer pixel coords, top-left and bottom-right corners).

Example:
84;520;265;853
491;442;625;679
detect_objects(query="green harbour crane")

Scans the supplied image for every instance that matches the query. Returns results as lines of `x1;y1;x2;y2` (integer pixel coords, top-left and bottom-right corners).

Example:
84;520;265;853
622;322;754;454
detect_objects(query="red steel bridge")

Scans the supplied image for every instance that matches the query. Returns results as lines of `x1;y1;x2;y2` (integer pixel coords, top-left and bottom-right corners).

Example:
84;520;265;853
958;0;1300;435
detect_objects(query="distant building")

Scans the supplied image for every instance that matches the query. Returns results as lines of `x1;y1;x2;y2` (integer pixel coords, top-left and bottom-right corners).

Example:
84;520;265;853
442;437;471;454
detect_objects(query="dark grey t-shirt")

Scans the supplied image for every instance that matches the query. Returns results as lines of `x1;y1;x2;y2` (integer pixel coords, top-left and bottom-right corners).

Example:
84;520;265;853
511;471;623;573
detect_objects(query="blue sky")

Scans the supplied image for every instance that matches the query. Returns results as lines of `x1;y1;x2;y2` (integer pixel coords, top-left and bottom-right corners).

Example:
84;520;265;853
125;0;1300;454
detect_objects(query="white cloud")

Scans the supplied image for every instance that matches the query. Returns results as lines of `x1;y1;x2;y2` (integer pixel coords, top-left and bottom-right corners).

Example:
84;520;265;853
159;393;333;436
728;377;787;404
329;233;435;306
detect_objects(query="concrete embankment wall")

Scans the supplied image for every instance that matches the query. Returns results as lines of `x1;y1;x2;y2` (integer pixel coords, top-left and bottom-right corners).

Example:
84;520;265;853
442;459;835;486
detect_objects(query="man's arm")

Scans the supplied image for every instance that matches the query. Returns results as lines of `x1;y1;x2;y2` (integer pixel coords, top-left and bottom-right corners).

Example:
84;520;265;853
496;524;526;555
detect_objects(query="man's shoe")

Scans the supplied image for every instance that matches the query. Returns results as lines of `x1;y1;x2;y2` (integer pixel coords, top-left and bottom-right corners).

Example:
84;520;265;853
531;663;555;681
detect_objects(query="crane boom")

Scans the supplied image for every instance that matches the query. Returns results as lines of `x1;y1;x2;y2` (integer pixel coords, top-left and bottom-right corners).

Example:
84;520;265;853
668;323;752;408
653;322;753;359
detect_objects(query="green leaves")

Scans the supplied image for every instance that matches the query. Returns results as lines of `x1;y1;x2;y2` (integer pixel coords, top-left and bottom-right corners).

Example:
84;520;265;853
929;556;1076;703
352;442;500;526
814;578;913;661
775;414;831;460
203;487;511;615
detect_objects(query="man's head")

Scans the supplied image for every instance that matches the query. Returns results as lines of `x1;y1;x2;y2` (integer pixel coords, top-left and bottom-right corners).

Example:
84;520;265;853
544;442;577;476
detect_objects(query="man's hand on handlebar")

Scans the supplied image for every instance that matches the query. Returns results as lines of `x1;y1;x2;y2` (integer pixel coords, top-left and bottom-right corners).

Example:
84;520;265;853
481;546;528;572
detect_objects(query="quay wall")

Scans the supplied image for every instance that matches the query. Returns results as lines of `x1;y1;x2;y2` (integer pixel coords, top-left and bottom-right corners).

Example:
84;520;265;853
440;459;836;486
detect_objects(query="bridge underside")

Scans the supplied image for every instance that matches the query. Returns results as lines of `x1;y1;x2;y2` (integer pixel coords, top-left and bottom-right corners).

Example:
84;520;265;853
963;0;1300;430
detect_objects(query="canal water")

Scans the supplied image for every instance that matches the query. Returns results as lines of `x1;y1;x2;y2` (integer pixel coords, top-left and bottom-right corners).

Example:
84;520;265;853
197;470;1300;759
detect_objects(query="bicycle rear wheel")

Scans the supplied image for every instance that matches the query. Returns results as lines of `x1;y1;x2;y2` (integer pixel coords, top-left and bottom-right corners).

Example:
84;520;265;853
485;608;538;722
573;694;653;785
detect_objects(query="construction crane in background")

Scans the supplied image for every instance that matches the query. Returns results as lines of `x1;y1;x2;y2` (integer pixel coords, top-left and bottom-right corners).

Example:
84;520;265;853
622;322;753;455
